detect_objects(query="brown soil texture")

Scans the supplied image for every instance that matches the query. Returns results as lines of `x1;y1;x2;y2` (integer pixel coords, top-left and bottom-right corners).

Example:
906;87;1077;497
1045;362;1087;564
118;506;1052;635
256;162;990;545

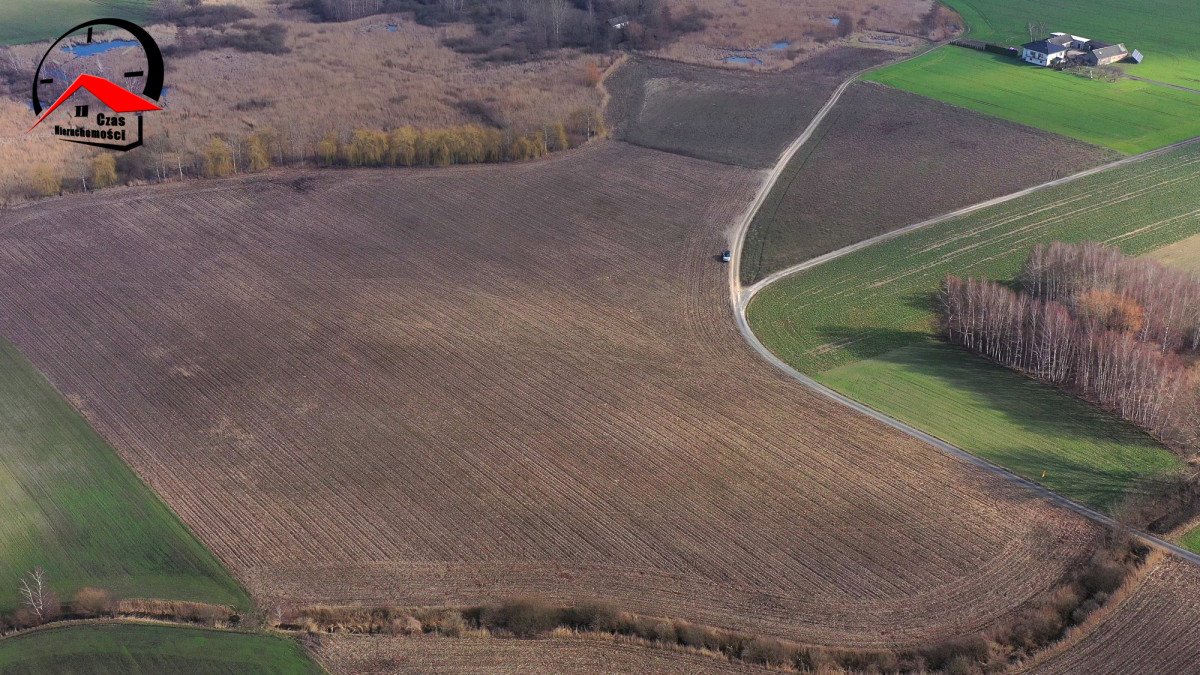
604;48;896;168
1023;558;1200;674
0;141;1100;647
739;82;1117;282
317;634;758;674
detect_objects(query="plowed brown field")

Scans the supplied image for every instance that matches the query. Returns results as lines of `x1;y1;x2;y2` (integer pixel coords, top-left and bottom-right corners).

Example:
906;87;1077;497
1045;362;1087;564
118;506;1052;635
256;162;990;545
0;141;1100;647
1024;558;1200;674
318;634;759;674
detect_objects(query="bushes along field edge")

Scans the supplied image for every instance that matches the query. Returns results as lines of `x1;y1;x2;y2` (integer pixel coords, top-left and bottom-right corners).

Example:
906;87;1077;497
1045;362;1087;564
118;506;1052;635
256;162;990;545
19;108;607;199
274;530;1147;674
0;584;240;636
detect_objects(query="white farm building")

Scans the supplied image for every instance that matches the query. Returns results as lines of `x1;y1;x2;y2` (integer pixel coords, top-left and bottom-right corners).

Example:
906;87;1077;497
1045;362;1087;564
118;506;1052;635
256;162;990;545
1021;32;1131;68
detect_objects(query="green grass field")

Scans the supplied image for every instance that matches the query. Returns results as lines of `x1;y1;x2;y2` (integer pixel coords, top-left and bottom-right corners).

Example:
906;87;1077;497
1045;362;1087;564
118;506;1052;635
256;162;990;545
865;49;1200;155
0;0;151;45
941;0;1200;88
821;340;1180;510
0;339;248;613
0;624;323;674
748;143;1200;510
1179;524;1200;554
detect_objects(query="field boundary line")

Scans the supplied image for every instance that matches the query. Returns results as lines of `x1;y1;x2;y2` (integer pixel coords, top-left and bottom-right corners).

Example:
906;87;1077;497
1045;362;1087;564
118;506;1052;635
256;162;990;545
726;60;1200;567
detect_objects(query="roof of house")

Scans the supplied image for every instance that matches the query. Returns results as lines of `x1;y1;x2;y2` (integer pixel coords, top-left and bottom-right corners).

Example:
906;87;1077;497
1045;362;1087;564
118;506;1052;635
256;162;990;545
1090;44;1129;60
29;73;160;131
1022;40;1068;54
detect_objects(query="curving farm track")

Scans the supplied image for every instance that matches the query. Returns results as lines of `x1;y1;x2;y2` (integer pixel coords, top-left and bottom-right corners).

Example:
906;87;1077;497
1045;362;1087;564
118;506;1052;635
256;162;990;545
0;140;1103;649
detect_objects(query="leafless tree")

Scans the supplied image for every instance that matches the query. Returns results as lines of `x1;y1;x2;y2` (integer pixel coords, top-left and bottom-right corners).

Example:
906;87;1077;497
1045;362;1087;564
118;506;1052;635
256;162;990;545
19;567;58;623
547;0;570;47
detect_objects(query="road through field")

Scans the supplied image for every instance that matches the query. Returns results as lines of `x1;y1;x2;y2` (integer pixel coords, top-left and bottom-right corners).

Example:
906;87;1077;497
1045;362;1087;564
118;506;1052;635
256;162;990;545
728;77;1200;568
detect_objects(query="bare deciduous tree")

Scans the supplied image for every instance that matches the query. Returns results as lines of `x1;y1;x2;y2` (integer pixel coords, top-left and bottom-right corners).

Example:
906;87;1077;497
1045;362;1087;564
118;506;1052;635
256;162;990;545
18;567;58;623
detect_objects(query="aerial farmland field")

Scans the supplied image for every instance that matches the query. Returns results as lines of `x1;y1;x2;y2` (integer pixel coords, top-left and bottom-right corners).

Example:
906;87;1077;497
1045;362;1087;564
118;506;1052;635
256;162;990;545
739;81;1115;282
0;339;248;612
866;48;1200;155
0;623;321;674
1022;558;1200;674
605;47;894;167
0;142;1103;648
940;0;1200;88
748;142;1200;510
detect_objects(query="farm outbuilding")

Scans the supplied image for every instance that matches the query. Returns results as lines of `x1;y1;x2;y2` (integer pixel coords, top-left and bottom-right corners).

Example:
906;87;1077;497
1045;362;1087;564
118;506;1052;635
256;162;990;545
1086;44;1130;66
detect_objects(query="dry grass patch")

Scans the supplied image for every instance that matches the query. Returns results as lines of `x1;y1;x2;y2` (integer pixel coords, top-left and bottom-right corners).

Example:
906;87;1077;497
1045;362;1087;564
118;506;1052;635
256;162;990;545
655;0;958;70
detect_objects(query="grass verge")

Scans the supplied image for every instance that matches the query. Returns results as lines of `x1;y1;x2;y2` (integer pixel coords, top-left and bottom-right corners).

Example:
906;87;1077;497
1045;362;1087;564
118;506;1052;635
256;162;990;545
748;142;1200;511
0;338;249;612
865;48;1200;155
0;623;322;674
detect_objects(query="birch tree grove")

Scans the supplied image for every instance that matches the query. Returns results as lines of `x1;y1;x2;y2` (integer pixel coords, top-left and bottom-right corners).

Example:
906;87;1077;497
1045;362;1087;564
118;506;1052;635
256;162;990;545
938;243;1200;451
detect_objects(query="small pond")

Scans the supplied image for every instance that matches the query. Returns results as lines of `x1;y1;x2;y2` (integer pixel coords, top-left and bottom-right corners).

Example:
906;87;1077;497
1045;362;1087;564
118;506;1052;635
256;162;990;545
62;39;139;57
722;55;764;66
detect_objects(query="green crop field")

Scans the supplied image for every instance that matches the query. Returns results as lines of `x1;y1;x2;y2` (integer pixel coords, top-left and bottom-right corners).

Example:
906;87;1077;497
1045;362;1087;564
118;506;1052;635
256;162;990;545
0;339;248;612
866;49;1200;155
1179;525;1200;554
941;0;1200;88
821;341;1180;510
0;624;322;674
0;1;150;45
748;143;1200;510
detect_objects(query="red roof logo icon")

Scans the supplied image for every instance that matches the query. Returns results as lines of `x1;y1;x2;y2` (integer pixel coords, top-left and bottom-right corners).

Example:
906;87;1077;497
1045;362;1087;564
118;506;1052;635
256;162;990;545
28;73;161;132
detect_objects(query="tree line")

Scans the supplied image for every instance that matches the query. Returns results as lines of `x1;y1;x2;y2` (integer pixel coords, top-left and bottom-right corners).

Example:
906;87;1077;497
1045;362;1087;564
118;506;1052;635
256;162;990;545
24;108;605;196
937;242;1200;452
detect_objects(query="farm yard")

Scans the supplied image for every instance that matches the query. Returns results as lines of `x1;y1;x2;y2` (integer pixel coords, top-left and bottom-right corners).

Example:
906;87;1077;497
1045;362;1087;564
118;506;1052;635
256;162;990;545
0;338;248;613
0;141;1105;649
604;47;894;168
748;142;1200;510
318;633;757;674
0;623;321;673
866;48;1200;155
1022;558;1200;674
739;81;1115;282
939;0;1200;88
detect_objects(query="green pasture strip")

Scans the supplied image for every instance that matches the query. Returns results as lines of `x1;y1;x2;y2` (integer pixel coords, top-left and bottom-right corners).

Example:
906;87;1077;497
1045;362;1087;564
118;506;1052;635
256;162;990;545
0;623;323;674
865;48;1200;155
0;338;248;612
819;340;1180;510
